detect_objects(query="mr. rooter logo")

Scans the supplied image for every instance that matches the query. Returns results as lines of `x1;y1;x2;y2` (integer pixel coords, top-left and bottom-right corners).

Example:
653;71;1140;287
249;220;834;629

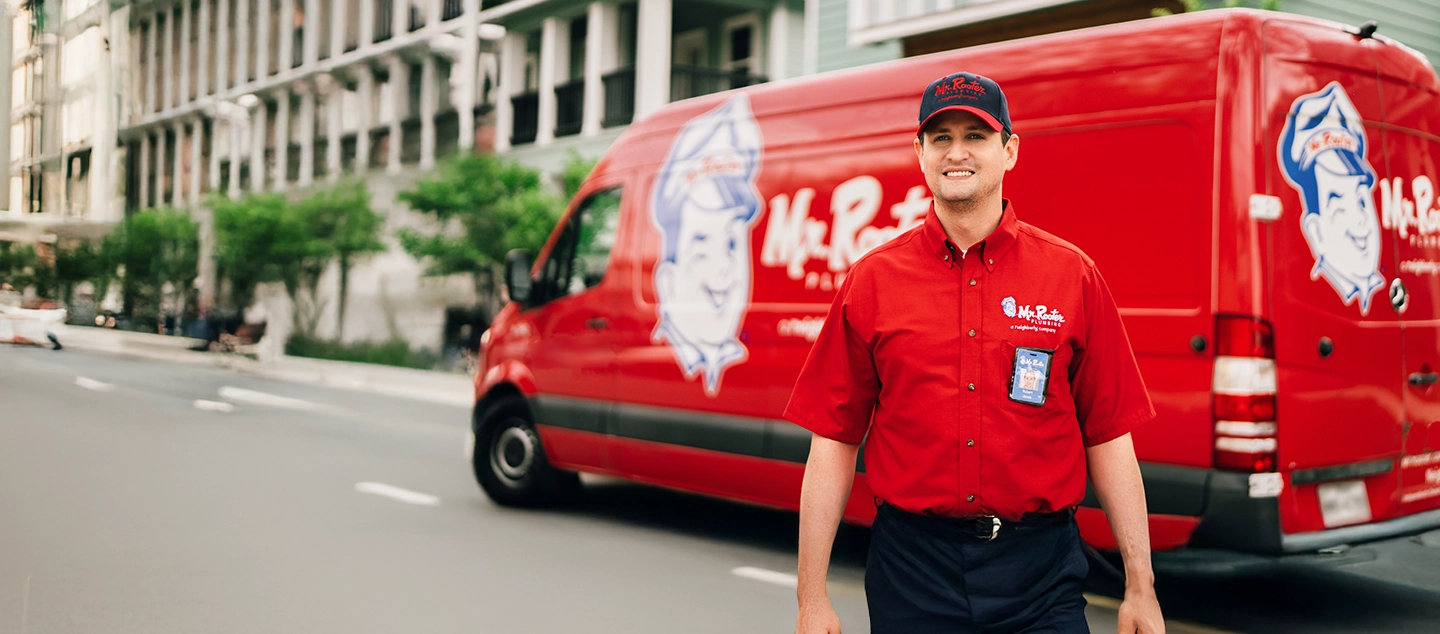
934;77;986;100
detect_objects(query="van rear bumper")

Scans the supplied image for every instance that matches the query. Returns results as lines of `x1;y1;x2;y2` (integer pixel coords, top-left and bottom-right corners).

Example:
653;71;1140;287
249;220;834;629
1113;463;1440;554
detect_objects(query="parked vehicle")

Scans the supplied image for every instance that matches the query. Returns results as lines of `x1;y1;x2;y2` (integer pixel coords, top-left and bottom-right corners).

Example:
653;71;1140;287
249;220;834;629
470;9;1440;557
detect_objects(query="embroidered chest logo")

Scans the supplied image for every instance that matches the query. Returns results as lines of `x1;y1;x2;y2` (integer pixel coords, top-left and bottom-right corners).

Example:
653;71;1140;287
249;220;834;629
1001;296;1066;334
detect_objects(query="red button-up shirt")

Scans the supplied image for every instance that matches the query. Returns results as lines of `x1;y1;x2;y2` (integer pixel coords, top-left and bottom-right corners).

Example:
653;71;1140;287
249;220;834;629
784;201;1154;520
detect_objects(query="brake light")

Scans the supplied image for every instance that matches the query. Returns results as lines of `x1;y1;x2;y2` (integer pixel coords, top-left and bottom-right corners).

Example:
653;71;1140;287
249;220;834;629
1213;315;1278;473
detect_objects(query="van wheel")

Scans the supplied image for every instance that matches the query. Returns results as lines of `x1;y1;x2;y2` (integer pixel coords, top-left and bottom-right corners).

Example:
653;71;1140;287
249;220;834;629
473;396;580;506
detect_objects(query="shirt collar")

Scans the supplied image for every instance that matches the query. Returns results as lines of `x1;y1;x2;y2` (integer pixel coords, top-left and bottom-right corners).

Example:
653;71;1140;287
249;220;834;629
921;199;1020;272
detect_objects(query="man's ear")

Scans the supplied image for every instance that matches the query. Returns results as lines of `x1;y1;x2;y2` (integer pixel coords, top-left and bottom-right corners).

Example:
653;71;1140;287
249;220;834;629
1004;133;1019;171
914;136;924;164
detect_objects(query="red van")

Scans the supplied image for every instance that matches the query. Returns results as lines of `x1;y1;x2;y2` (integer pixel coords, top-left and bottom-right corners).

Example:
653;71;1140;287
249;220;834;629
470;8;1440;557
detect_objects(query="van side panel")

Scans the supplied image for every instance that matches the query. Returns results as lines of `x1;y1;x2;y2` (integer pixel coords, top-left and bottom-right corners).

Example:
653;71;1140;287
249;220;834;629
1005;111;1216;470
1374;43;1440;517
1262;18;1405;536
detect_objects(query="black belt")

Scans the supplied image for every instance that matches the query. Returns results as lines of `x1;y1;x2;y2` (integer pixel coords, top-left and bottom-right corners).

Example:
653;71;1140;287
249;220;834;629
878;502;1075;542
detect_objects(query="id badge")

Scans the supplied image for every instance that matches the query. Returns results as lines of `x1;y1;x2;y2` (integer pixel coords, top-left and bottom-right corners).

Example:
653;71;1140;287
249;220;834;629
1009;347;1053;406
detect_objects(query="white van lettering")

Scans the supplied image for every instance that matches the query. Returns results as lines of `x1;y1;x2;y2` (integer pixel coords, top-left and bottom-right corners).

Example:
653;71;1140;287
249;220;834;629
1380;176;1440;244
761;188;827;279
760;178;931;281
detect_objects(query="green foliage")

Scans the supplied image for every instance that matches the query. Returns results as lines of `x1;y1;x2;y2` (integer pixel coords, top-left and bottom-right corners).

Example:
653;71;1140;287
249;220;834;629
212;193;293;312
285;333;438;370
562;151;598;200
1154;0;1279;14
293;180;386;337
397;154;567;279
0;241;55;297
103;208;200;320
54;240;107;304
212;182;385;336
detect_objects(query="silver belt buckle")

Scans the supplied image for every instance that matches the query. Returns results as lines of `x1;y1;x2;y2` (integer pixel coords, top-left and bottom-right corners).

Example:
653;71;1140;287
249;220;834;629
985;516;1001;541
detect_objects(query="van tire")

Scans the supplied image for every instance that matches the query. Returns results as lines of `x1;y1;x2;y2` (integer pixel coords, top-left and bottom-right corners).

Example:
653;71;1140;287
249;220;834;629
473;396;580;506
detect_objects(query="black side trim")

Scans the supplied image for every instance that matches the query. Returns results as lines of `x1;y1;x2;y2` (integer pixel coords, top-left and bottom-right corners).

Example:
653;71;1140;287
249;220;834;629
768;421;813;464
532;395;607;433
531;396;866;471
1291;459;1393;485
1082;462;1209;517
612;403;767;457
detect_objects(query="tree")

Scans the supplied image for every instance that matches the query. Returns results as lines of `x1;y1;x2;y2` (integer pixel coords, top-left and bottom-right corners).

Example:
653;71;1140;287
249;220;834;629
212;193;292;314
294;180;386;339
103;209;199;328
54;240;107;307
396;154;571;309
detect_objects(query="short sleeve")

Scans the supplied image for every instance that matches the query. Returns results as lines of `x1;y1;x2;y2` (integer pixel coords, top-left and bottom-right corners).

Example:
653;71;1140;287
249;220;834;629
1071;265;1155;447
783;275;879;445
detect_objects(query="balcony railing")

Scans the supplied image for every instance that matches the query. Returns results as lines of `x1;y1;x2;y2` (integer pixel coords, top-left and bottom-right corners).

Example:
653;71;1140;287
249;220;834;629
511;92;539;145
555;80;585;137
602;68;634;128
374;0;394;42
443;0;463;20
670;65;766;101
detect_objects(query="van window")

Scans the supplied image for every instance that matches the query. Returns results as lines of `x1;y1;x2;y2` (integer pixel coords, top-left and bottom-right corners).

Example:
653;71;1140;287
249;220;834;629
534;188;623;304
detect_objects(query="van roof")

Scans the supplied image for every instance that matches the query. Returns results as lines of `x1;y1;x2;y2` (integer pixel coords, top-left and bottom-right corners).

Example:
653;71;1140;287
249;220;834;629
595;8;1432;179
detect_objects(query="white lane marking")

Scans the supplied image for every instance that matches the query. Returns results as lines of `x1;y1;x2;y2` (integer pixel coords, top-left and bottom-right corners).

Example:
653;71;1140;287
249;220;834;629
21;575;30;634
75;376;116;392
218;386;324;411
732;566;798;588
355;482;441;506
193;399;235;413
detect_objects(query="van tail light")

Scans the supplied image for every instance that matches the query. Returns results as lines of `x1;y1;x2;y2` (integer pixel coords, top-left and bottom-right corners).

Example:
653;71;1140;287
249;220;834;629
1213;316;1278;473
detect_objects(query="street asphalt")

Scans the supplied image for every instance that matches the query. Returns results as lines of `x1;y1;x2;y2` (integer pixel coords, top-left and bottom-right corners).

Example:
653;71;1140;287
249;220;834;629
3;345;1440;633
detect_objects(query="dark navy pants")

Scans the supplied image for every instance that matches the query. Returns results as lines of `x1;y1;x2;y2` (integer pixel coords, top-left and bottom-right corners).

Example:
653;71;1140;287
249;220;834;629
865;504;1090;634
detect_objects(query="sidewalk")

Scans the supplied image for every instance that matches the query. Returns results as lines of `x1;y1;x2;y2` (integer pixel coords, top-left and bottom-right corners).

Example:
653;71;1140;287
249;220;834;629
53;324;475;408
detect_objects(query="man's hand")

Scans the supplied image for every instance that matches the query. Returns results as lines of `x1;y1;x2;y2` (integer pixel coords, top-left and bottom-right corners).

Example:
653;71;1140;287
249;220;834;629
1117;587;1165;634
796;597;843;634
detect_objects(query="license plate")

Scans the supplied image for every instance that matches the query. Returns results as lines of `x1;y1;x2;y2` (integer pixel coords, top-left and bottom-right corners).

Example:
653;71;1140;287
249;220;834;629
1318;479;1372;528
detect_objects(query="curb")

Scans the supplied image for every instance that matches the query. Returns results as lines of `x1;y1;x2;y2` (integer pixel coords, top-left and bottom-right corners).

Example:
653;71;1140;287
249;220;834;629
53;325;475;408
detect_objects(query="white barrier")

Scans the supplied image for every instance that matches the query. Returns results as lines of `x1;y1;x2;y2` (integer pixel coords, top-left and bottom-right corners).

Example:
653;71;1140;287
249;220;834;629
0;306;66;345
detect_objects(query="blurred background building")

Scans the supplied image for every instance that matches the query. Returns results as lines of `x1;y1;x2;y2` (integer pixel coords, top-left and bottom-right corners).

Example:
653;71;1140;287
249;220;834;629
0;0;1436;357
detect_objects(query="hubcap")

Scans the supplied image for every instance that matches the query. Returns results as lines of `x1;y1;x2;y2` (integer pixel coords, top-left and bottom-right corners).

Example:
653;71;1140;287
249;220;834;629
491;422;536;486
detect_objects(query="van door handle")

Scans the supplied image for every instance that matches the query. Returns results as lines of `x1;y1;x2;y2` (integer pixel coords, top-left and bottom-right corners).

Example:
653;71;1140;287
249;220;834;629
586;317;609;330
1408;372;1438;386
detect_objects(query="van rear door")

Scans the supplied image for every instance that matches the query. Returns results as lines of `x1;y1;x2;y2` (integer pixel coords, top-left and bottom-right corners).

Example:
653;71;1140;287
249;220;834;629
1373;41;1440;517
1263;17;1404;536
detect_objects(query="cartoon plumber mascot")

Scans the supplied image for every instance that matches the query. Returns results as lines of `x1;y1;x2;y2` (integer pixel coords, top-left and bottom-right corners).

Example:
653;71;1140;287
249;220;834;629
650;95;764;397
1278;82;1386;314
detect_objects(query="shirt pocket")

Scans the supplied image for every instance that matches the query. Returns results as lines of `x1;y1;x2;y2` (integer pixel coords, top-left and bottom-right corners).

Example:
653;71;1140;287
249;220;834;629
1001;339;1058;407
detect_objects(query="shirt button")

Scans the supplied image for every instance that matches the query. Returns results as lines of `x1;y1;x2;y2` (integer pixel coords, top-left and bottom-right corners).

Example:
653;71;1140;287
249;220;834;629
969;329;976;337
967;439;975;447
988;259;994;265
967;495;976;502
968;383;976;391
943;255;949;261
969;279;977;286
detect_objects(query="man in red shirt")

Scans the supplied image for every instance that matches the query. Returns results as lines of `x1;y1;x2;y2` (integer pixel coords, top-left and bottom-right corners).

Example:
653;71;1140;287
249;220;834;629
787;72;1166;634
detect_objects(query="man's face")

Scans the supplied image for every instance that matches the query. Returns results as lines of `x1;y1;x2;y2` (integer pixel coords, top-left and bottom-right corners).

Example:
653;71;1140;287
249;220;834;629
1304;158;1380;283
913;110;1018;210
656;199;752;347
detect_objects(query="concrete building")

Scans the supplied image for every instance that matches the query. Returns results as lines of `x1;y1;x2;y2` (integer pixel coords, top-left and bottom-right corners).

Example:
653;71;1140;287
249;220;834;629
0;0;122;245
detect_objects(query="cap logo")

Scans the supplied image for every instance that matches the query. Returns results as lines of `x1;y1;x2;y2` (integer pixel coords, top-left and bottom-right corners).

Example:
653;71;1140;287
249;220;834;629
934;78;986;101
1305;130;1358;157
